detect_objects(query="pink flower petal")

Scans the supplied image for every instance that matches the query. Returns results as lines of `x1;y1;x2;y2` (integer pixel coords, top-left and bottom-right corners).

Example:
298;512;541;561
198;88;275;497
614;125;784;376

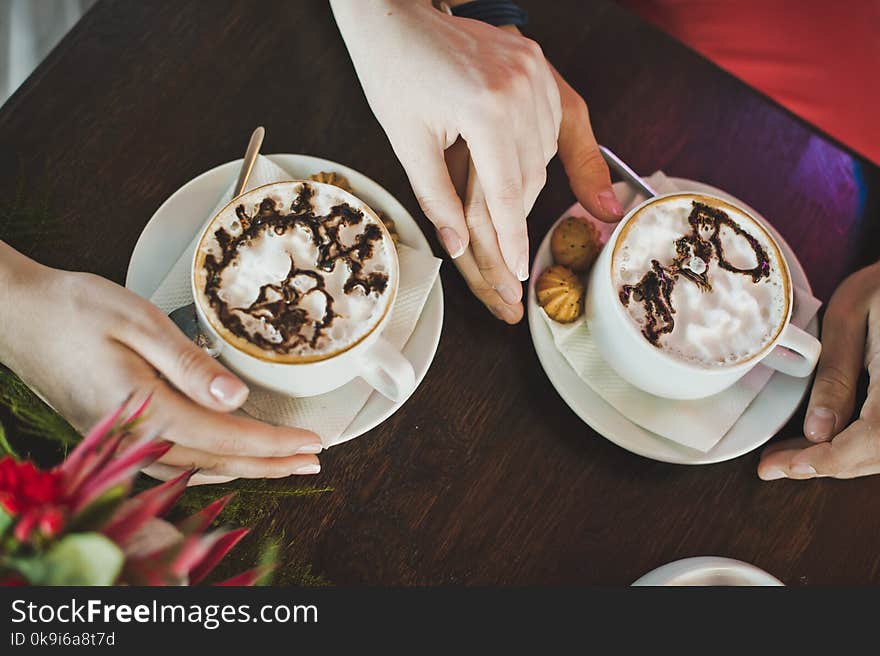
214;566;272;586
188;528;249;585
103;470;193;545
73;440;171;512
60;399;129;480
177;493;235;534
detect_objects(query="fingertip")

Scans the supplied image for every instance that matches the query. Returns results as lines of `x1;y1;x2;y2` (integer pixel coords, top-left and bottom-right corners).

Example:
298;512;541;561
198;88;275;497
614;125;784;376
490;303;522;324
804;407;837;442
596;188;625;221
297;429;323;454
789;463;818;478
209;374;249;410
759;467;787;481
294;459;321;475
504;303;524;324
511;246;530;282
439;227;466;258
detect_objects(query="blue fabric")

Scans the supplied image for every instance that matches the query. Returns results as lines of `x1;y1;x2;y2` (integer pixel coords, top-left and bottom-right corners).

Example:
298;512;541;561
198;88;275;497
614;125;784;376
450;0;528;27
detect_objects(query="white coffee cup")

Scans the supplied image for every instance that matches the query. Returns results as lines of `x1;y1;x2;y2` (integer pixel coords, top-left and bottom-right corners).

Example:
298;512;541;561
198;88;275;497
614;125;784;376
191;180;416;403
585;192;821;400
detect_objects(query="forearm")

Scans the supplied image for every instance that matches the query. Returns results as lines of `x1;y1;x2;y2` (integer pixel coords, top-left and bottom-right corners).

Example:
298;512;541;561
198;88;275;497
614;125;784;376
0;241;52;367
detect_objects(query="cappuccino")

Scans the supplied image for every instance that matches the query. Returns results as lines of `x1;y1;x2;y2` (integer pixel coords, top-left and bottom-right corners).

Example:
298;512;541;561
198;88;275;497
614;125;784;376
194;181;396;363
611;194;788;367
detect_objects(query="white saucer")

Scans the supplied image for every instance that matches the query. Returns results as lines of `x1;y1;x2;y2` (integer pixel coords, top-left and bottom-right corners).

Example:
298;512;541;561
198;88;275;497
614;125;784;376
126;153;443;442
527;178;819;465
632;556;784;586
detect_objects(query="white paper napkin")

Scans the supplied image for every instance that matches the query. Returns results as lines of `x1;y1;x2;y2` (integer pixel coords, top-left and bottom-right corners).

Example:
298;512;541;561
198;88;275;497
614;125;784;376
541;172;821;452
150;155;441;447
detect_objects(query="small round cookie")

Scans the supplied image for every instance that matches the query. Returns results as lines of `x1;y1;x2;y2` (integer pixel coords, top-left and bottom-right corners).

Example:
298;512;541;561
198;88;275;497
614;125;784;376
309;171;353;193
536;265;584;323
550;216;601;272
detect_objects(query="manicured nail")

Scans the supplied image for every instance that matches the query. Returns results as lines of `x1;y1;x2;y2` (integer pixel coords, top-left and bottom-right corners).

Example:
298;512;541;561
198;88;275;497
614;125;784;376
598;188;624;218
791;463;817;477
294;463;321;475
495;283;520;305
805;407;836;441
298;442;323;455
209;375;249;407
439;227;465;258
516;257;529;282
762;468;786;481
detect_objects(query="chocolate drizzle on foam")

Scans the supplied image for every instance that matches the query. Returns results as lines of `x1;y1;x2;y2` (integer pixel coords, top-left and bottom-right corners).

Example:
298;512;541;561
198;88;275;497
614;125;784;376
202;183;389;355
619;201;772;347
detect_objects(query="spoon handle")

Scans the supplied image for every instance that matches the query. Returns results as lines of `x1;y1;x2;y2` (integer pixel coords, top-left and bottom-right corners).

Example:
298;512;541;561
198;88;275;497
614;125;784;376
599;145;658;199
233;126;265;198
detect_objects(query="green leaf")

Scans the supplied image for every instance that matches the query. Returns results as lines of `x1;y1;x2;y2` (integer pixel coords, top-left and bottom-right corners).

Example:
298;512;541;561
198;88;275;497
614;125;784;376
0;505;11;537
0;365;81;467
66;484;130;534
0;421;18;459
38;533;123;585
256;538;279;586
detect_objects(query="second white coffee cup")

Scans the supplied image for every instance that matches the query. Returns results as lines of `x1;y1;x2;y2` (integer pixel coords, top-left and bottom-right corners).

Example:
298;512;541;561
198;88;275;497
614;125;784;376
585;192;821;400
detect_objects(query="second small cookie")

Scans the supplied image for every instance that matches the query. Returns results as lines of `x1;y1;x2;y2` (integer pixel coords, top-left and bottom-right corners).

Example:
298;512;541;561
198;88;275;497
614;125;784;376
536;265;584;323
550;216;601;272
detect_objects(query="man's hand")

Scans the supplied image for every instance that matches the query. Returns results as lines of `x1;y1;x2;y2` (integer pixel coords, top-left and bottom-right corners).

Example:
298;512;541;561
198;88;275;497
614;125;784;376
759;262;880;480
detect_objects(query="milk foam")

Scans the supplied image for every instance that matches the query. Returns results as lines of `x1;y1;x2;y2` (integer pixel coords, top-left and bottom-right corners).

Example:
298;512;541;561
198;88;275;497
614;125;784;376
195;181;395;361
612;196;787;367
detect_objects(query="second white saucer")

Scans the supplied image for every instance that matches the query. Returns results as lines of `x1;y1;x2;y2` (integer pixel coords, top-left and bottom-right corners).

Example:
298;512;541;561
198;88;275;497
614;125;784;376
527;177;819;465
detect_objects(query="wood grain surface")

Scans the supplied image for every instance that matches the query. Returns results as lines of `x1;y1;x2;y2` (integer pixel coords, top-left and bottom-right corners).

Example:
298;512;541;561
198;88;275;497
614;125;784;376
0;0;878;585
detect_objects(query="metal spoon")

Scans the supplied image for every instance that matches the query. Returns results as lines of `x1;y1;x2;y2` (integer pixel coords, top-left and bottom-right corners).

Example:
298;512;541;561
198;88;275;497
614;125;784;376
232;126;265;198
599;145;658;198
168;126;265;345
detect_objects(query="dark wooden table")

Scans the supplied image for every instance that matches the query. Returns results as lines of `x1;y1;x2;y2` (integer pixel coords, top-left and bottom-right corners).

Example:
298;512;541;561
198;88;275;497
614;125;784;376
1;0;878;585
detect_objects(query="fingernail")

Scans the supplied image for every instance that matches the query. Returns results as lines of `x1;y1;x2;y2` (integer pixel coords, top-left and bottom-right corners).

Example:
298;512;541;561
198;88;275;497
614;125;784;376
805;407;836;441
516;256;529;282
209;375;249;407
294;463;321;475
598;188;624;218
791;463;817;477
495;283;520;305
439;227;465;258
761;468;786;481
298;442;323;454
491;304;516;323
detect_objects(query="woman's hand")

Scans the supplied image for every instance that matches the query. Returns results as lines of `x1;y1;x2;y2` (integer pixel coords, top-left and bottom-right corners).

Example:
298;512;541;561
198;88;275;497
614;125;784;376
0;242;322;484
332;0;560;277
331;1;621;322
443;59;625;323
758;262;880;480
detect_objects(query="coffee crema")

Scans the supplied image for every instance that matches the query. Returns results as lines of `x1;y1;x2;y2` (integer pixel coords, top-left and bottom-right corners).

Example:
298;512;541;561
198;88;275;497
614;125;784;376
611;194;789;367
194;181;396;363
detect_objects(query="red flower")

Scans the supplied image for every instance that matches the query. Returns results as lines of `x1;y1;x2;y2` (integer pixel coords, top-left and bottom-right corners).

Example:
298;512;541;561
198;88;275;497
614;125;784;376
0;401;264;585
0;458;65;516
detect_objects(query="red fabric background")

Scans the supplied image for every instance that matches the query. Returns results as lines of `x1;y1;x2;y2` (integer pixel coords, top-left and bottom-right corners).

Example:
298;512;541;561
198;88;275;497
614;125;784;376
619;0;880;164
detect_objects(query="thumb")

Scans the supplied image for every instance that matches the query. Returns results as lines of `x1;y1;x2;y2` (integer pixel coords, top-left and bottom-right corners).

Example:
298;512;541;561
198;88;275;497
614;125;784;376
394;129;469;258
120;305;250;412
551;66;623;223
803;276;868;441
